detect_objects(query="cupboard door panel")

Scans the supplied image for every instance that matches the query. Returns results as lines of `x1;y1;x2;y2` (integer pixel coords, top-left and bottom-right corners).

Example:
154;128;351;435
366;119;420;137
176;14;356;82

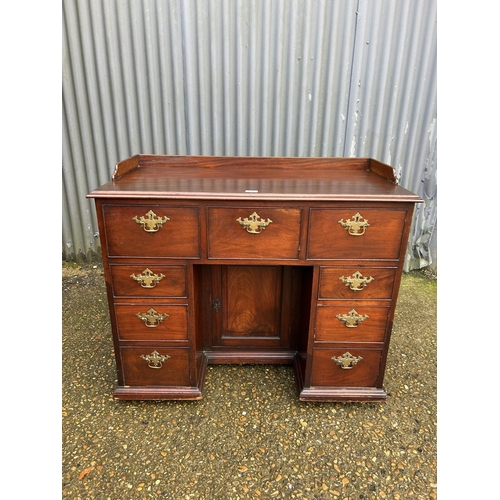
211;265;294;348
226;266;280;337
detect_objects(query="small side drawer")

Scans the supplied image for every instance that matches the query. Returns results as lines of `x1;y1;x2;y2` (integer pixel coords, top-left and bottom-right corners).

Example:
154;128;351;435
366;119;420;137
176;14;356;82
307;208;407;260
110;264;187;298
318;266;397;300
310;348;382;387
315;304;389;343
120;347;190;386
207;207;301;259
103;205;200;258
115;304;188;341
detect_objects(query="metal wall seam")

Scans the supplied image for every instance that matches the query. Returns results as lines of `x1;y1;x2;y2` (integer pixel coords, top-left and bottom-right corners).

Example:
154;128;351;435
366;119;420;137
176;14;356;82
62;0;437;269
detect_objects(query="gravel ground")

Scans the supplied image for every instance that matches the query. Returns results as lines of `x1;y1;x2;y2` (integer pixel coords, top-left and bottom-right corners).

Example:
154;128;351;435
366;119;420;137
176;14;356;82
62;263;437;500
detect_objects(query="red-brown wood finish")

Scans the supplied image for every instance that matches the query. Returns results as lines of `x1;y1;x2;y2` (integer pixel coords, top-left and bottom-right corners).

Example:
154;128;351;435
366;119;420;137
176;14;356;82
218;266;283;340
307;207;408;260
120;346;191;386
315;303;389;343
207;207;302;260
114;303;189;341
102;204;200;258
88;155;422;402
310;348;383;387
318;266;397;300
109;264;187;298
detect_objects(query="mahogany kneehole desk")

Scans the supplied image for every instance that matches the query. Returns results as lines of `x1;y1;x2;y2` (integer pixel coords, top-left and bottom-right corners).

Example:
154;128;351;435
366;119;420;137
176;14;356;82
88;155;423;402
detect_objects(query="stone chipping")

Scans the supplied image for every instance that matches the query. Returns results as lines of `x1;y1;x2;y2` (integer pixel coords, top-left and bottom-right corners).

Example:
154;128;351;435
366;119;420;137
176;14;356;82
62;263;437;500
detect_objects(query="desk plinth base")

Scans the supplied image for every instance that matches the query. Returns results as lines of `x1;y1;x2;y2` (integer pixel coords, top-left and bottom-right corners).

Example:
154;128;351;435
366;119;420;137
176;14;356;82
293;355;387;402
113;386;204;401
111;353;387;402
296;386;387;402
113;353;208;401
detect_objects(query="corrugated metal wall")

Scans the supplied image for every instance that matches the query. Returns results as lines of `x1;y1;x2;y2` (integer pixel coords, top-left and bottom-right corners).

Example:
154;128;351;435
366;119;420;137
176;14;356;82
62;0;437;270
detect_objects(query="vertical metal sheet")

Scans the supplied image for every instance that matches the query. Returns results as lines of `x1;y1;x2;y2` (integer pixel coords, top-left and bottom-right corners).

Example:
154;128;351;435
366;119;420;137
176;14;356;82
62;0;437;270
345;0;437;270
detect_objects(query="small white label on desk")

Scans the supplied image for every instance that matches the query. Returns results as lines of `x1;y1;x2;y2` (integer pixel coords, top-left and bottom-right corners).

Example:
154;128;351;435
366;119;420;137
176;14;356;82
245;189;259;193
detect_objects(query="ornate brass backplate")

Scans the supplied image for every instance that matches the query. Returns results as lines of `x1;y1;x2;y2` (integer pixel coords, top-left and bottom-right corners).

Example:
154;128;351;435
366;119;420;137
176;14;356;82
236;212;273;234
336;309;369;328
338;212;370;236
339;271;374;291
130;268;165;288
135;308;169;328
133;210;170;232
331;351;363;370
140;350;171;369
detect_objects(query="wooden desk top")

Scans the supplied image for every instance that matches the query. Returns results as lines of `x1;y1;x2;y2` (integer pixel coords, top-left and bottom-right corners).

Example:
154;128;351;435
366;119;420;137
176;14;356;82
88;155;422;203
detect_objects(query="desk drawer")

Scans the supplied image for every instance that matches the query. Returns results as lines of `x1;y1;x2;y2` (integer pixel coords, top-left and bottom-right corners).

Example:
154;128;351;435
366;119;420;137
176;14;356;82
318;266;397;300
307;208;407;260
115;304;188;341
110;264;187;298
103;205;200;258
120;347;190;386
207;207;301;259
315;304;389;343
311;348;382;387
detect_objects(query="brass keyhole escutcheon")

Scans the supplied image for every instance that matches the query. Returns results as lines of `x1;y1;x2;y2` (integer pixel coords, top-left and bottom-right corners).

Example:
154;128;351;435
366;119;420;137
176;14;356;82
236;212;273;234
338;212;370;236
213;299;221;313
133;210;170;232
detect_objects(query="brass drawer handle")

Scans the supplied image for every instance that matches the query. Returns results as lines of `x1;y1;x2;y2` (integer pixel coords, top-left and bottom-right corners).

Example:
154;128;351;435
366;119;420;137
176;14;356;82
338;212;369;236
130;268;165;288
336;309;369;328
133;210;170;232
331;351;363;370
339;271;374;291
236;211;273;234
140;350;171;369
135;308;169;328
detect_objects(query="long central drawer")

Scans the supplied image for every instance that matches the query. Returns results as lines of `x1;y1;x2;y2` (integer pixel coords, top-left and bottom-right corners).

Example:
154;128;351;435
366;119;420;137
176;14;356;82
207;206;302;260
